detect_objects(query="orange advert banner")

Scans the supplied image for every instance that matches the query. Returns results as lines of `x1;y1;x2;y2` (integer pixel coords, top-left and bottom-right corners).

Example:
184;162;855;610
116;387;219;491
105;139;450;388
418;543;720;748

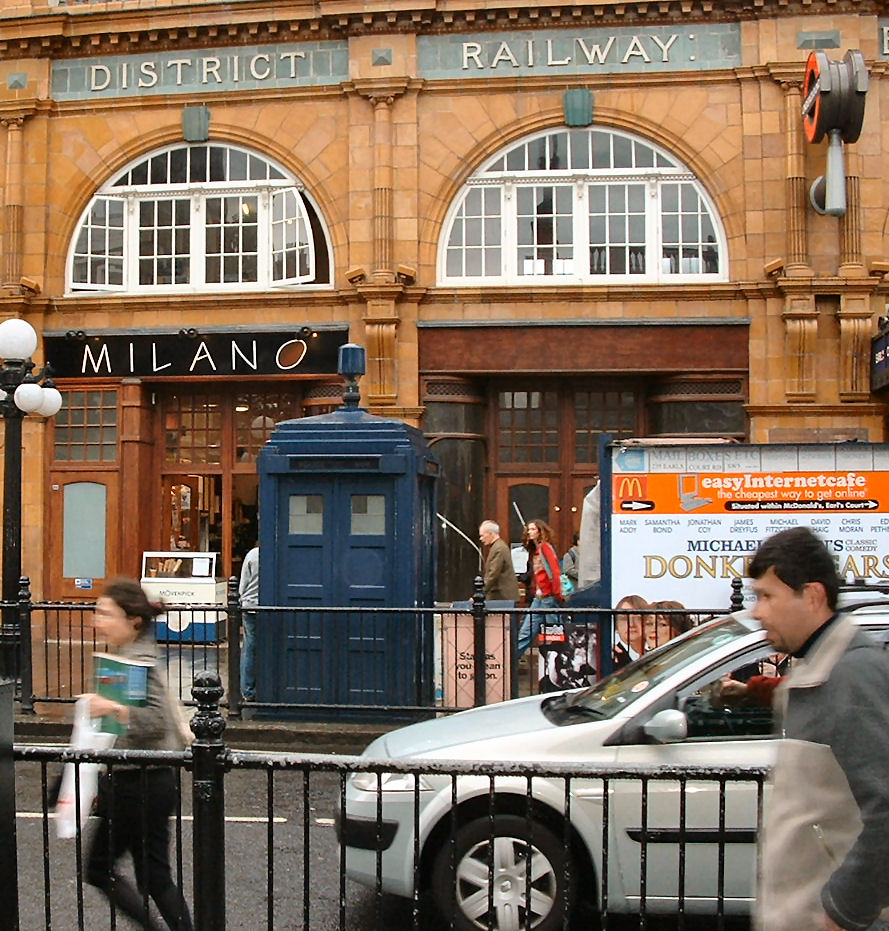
613;470;888;515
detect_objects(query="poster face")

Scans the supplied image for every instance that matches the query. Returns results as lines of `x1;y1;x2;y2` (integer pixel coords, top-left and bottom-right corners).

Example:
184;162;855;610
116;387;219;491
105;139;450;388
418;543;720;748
610;443;889;611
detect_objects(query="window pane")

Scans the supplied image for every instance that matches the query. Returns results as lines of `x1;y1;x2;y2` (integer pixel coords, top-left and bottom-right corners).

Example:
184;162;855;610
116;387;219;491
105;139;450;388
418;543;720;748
351;495;386;535
574;388;638;462
63;483;106;579
289;495;324;534
163;391;223;465
54;389;118;462
497;390;558;462
516;184;573;276
444;186;501;278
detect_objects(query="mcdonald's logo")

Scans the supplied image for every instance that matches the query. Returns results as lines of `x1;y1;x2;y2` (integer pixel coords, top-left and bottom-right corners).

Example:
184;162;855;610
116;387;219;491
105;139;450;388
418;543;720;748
615;475;647;500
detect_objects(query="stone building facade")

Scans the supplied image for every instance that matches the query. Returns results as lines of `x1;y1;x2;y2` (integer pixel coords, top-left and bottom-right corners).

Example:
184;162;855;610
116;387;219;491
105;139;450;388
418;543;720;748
0;0;887;601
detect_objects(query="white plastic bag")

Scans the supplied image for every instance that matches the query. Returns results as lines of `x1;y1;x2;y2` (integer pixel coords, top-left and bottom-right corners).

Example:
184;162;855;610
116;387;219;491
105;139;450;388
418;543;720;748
55;696;116;839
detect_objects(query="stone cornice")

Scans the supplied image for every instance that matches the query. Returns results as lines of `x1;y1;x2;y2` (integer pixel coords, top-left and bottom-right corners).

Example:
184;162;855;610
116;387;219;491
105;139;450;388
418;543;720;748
2;0;885;59
747;403;888;416
421;281;774;305
343;77;423;102
775;275;885;295
41;290;353;318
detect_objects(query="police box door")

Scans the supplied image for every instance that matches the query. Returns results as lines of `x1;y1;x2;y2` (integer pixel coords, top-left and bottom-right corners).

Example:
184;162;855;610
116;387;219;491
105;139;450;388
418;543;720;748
268;476;409;709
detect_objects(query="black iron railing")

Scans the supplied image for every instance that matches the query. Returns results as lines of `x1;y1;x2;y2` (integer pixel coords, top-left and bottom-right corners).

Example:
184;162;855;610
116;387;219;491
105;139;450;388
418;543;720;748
9;672;767;931
3;576;738;716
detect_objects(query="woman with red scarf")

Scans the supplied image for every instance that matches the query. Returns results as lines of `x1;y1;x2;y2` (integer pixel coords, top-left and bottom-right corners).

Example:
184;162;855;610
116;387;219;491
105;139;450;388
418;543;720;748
517;519;563;657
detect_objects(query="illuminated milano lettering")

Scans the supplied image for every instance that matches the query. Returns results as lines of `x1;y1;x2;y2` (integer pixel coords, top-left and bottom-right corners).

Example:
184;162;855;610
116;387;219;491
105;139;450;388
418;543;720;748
75;336;311;376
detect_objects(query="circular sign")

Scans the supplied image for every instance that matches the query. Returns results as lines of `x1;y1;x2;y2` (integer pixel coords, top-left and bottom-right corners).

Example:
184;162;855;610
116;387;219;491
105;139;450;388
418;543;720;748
802;51;828;144
801;50;868;145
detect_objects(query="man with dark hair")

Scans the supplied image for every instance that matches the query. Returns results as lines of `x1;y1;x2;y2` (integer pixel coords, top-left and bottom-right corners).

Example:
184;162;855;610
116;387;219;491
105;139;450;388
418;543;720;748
752;527;889;931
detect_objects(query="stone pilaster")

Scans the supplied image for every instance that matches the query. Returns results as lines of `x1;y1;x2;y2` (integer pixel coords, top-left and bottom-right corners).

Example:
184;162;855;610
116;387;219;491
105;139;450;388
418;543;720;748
358;283;403;406
1;116;27;294
839;146;864;276
837;291;872;400
782;294;818;401
780;81;810;274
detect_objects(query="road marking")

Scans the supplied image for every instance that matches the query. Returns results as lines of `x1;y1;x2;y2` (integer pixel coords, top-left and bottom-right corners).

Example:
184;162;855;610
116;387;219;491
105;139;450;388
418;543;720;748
17;812;288;824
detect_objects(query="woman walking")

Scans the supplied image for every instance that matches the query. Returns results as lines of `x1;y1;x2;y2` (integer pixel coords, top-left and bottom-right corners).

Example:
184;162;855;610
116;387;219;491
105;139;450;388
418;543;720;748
516;519;563;657
83;578;193;931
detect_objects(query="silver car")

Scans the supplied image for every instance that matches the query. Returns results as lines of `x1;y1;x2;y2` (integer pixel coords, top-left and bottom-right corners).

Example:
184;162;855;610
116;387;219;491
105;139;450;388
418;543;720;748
340;600;889;930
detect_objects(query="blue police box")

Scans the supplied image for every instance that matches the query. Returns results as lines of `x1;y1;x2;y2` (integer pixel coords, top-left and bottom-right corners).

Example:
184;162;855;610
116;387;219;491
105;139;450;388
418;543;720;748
256;345;439;718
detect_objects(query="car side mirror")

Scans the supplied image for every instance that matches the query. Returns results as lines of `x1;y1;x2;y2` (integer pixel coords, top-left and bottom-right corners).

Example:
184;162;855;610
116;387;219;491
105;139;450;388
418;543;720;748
643;709;688;744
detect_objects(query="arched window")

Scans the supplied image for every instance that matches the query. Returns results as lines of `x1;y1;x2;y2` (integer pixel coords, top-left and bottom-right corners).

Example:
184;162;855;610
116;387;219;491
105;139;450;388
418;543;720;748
440;127;725;284
68;143;331;293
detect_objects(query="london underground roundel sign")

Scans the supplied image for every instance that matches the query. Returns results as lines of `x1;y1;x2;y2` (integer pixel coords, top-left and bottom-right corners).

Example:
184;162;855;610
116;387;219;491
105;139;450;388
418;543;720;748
802;51;828;143
801;49;868;145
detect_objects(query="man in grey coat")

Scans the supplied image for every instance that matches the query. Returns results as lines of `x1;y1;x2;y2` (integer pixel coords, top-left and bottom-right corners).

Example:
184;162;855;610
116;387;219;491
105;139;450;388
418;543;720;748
479;520;519;603
752;527;889;931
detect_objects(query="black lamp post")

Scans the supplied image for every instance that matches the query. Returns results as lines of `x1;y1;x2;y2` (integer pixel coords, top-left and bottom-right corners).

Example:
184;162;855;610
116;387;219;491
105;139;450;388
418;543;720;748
0;318;61;684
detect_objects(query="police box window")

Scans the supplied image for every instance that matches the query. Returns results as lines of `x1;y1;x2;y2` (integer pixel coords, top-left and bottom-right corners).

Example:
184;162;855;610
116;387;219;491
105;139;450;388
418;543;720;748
289;495;324;535
351;495;386;535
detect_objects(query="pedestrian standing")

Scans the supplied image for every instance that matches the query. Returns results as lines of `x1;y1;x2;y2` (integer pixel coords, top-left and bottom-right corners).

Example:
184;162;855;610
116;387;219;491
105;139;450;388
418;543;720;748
239;544;260;702
561;532;580;588
478;520;520;602
83;578;193;931
751;527;889;931
516;519;562;657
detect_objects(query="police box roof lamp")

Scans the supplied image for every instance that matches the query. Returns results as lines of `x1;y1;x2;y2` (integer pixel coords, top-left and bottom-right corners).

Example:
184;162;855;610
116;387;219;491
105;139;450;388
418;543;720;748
338;343;366;409
802;50;868;217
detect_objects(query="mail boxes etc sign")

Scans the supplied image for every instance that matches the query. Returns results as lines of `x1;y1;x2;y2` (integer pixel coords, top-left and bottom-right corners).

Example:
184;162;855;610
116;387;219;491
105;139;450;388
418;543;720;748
610;443;889;611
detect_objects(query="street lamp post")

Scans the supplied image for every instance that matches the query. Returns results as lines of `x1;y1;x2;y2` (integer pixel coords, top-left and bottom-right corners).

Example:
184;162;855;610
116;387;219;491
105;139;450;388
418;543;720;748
0;318;62;690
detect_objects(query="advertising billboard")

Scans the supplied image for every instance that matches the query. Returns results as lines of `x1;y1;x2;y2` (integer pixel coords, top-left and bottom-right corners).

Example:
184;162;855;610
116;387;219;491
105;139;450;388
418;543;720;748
610;441;889;610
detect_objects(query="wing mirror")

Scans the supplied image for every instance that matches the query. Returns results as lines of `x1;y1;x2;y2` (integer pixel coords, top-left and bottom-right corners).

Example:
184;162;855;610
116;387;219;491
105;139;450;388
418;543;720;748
643;709;688;744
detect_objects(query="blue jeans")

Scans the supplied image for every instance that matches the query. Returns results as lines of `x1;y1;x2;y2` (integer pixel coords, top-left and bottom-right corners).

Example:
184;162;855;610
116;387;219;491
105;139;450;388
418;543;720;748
240;610;256;700
517;595;559;657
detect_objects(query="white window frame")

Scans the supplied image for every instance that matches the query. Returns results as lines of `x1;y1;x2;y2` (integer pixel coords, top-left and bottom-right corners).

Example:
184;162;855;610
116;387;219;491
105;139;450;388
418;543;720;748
438;127;728;286
67;144;331;295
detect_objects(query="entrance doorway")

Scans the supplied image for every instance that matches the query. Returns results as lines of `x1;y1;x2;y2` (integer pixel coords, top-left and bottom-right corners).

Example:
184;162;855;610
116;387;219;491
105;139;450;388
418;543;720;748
489;382;642;555
158;386;302;579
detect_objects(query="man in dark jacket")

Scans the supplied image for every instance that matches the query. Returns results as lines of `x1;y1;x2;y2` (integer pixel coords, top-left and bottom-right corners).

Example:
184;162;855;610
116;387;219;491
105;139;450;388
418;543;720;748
479;520;519;603
752;527;889;931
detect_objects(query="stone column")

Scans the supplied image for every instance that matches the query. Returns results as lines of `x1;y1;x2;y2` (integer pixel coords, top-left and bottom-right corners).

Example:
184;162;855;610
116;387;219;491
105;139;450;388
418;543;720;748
371;94;395;283
1;116;26;293
781;81;810;274
839;146;865;275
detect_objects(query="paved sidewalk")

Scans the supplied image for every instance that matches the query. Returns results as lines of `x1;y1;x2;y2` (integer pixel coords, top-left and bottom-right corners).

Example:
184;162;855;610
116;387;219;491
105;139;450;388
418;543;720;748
13;710;391;754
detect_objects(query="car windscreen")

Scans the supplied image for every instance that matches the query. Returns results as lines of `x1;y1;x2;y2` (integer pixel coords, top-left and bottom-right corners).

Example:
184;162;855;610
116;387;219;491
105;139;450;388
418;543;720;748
564;613;760;719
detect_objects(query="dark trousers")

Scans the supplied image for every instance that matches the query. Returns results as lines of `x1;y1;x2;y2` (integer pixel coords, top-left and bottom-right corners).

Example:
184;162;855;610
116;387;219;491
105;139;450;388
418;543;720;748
87;767;193;931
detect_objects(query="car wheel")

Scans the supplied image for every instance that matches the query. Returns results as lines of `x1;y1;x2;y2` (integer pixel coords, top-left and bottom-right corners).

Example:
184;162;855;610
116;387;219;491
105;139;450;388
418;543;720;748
431;814;573;931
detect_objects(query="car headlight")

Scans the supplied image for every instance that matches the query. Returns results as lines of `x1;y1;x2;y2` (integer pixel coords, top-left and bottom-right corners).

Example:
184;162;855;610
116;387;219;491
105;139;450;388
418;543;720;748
350;771;433;792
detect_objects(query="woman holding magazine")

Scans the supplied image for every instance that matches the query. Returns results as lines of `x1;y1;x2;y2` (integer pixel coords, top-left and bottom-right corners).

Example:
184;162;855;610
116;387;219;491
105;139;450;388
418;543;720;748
80;578;193;931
